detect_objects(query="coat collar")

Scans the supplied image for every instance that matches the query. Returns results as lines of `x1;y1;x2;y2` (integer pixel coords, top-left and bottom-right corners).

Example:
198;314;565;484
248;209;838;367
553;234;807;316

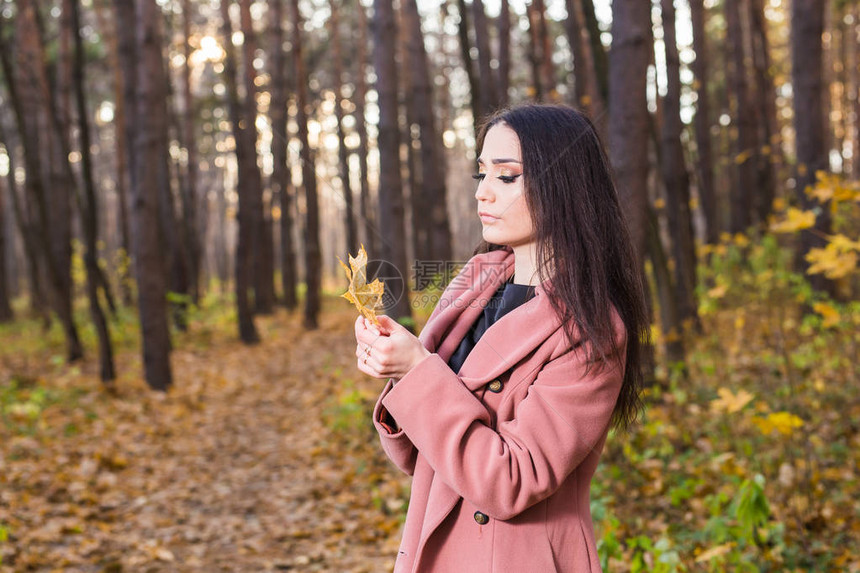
417;247;565;390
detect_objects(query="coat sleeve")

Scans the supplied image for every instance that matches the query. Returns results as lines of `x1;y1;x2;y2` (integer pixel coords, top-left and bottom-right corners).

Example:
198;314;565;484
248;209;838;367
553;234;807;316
372;379;418;476
370;280;459;476
380;334;626;521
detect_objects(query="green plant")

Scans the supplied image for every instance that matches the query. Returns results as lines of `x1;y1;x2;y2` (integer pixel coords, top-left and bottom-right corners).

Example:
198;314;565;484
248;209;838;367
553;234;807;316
731;474;770;546
0;522;7;565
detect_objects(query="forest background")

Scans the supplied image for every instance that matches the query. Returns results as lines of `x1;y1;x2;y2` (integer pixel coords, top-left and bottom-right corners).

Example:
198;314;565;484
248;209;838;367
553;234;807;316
0;0;859;570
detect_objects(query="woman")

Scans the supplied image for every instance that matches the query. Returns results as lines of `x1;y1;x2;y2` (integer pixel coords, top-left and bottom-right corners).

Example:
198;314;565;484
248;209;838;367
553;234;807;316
353;103;648;572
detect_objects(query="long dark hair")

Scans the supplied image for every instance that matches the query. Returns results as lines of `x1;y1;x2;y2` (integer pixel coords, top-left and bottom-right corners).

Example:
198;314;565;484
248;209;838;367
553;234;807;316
472;103;649;432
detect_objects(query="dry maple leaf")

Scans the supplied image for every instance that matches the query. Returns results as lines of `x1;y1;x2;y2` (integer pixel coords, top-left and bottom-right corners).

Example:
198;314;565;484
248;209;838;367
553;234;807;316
337;244;385;326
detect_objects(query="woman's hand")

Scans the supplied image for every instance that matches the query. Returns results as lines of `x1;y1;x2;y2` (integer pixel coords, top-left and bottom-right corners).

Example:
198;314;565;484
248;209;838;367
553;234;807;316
354;315;431;381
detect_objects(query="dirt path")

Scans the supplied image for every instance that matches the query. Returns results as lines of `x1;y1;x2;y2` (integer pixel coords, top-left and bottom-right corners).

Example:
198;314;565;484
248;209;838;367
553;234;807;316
0;305;409;572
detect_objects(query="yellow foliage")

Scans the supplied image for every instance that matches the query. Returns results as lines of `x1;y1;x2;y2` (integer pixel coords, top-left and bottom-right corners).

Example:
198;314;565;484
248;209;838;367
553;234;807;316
707;284;728;299
654;198;666;209
755;270;774;286
734;149;753;165
733;233;750;247
770;208;816;233
337;244;385;326
696;542;735;562
753;412;804;436
812;302;841;328
805;244;858;279
828;234;860;252
710;388;755;414
805;171;860;205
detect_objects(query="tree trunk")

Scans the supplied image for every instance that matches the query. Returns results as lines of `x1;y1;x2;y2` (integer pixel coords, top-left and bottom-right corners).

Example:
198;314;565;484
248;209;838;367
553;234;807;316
93;0;133;305
0;91;45;323
581;0;608;106
646;205;686;370
836;5;848;176
373;0;413;323
534;0;556;101
748;0;779;224
725;0;756;233
791;0;833;294
0;172;13;322
219;0;260;343
689;0;719;244
471;0;498;117
291;0;322;329
402;0;452;265
214;161;230;291
354;0;378;259
496;0;511;107
564;0;606;137
852;4;860;178
608;0;651;264
2;1;83;361
133;0;173;390
268;0;298;309
456;0;482;136
526;2;544;101
330;0;358;256
70;0;116;383
234;0;272;316
821;2;833;174
159;15;189;331
398;13;424;268
659;0;699;332
181;0;201;304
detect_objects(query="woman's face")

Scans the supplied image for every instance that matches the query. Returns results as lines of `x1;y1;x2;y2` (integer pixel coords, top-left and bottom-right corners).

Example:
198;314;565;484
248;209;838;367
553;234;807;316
474;123;535;249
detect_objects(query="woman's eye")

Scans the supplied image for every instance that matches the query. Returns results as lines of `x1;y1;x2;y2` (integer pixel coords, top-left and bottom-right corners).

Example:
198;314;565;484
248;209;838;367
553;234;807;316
472;173;486;181
499;174;521;184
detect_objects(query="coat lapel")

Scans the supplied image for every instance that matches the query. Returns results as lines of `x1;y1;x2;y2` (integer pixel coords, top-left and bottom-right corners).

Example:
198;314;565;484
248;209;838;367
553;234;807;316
456;283;563;390
416;247;512;357
417;247;564;391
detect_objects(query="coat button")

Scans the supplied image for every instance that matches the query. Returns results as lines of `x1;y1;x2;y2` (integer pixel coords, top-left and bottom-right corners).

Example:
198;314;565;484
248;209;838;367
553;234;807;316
474;511;489;525
487;379;503;393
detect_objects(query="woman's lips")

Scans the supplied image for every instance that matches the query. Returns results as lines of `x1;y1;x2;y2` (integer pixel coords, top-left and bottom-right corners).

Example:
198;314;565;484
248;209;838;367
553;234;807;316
479;212;499;223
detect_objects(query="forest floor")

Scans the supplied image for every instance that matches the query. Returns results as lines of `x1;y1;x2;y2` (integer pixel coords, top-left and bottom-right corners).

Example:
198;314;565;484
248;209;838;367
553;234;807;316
0;297;413;572
1;263;860;572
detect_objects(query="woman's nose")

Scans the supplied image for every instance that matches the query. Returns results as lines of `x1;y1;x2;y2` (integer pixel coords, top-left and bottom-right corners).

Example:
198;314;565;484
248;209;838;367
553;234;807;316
475;178;493;202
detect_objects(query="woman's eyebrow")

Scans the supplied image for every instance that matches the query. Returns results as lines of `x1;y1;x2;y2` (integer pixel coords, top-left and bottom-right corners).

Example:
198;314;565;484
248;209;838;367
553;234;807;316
476;158;523;165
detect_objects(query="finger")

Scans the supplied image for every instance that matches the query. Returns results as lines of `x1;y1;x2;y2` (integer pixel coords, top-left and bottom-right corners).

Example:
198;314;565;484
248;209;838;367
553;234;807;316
356;328;378;346
375;315;393;334
366;317;381;336
357;354;383;378
355;316;366;339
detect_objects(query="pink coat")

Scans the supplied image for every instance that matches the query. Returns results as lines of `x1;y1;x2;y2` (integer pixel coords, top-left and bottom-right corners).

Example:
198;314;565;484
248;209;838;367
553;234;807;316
373;246;627;573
